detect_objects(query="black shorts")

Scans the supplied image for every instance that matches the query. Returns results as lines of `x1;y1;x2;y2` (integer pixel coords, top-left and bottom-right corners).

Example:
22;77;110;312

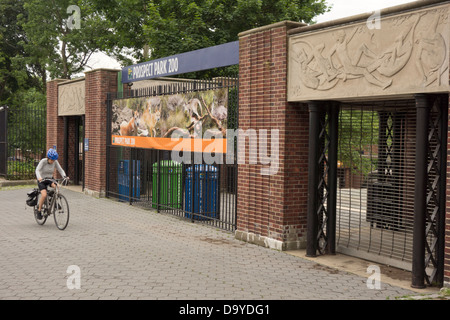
38;179;54;191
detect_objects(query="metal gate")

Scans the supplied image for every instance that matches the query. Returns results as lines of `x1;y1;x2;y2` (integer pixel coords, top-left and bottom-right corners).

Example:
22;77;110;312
63;116;84;187
0;106;7;177
306;95;447;287
106;78;238;232
0;105;46;180
336;101;416;270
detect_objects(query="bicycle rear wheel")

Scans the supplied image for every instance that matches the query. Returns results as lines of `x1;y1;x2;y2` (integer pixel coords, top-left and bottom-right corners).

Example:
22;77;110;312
53;194;69;230
34;194;47;225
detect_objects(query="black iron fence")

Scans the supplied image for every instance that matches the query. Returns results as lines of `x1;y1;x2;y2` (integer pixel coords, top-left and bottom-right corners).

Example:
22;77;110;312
106;147;237;231
308;96;447;287
0;105;46;180
106;77;238;231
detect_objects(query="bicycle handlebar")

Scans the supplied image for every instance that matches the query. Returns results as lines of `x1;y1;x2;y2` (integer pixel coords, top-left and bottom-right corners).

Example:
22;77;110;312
40;177;70;186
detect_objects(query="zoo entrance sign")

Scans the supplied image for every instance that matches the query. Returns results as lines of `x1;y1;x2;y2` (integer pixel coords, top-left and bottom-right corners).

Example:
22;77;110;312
122;41;239;83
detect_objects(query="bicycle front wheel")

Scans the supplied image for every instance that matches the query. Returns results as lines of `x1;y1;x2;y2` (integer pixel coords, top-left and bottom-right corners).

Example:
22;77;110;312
54;194;69;230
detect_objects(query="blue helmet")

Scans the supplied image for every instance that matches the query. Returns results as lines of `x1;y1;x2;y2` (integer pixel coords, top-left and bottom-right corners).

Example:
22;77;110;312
47;148;59;160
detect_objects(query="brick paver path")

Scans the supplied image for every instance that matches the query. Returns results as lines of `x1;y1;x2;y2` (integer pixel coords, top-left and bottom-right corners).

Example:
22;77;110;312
0;187;417;300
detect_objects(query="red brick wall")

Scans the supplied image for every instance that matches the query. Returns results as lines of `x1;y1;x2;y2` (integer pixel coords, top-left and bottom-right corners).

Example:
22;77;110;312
46;71;118;194
46;79;65;175
84;69;118;196
237;23;309;249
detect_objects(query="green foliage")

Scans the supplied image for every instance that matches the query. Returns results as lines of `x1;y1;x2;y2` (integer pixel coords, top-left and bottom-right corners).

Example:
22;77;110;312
90;0;150;65
2;0;331;86
0;0;41;106
7;87;46;158
338;110;379;177
20;0;116;80
7;159;36;180
144;0;330;67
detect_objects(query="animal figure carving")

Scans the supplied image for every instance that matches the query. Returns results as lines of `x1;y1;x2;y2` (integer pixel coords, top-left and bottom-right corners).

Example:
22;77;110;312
119;110;140;136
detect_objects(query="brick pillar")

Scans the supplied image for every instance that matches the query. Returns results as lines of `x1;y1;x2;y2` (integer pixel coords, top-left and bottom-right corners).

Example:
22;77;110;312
84;69;119;197
46;79;66;171
236;21;309;250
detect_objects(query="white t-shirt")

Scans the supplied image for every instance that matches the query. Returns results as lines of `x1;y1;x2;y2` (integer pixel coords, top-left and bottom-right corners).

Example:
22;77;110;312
35;158;66;180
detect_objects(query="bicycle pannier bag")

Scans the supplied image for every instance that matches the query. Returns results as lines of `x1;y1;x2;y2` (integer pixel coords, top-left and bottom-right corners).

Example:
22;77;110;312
26;189;39;207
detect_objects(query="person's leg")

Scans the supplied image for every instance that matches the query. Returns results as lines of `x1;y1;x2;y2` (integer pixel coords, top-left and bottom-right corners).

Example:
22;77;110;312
38;189;47;212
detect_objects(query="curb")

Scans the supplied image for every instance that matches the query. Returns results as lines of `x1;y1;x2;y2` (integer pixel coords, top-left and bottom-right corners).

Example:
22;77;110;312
0;179;36;188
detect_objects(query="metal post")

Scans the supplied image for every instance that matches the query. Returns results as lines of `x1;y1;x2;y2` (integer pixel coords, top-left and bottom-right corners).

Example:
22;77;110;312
82;115;85;192
437;94;448;286
0;106;7;178
64;117;69;175
191;151;195;223
412;94;429;289
216;161;221;221
129;148;133;205
157;149;161;213
327;103;339;255
306;101;322;257
74;117;80;185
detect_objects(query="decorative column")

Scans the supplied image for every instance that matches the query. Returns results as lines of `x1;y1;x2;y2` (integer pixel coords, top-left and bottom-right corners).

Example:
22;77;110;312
412;94;429;289
306;101;322;257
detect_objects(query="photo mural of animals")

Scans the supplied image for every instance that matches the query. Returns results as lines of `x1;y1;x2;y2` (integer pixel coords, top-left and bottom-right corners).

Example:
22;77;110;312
111;88;228;139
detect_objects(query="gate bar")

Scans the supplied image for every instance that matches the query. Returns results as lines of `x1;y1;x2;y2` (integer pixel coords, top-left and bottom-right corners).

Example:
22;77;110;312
0;106;7;178
412;94;429;289
156;149;161;213
437;95;448;286
306;101;322;257
327;103;339;255
82;115;85;191
74;117;80;185
64;117;69;174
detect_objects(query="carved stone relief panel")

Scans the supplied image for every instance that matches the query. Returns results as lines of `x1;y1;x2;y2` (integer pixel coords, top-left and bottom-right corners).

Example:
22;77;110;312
288;4;449;101
58;79;85;116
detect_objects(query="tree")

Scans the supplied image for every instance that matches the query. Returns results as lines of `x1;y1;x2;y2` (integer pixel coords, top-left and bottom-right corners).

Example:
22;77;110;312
20;0;116;81
338;109;379;177
143;0;330;61
90;0;150;66
0;0;42;105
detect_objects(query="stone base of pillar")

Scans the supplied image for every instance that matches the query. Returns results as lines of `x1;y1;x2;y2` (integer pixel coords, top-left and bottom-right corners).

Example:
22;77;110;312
235;230;306;251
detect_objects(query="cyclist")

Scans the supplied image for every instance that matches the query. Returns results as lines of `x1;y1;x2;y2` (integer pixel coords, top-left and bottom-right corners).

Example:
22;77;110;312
35;148;69;219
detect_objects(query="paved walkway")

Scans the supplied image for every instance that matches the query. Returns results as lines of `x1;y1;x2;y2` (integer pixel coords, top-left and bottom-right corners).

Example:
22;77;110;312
0;185;426;300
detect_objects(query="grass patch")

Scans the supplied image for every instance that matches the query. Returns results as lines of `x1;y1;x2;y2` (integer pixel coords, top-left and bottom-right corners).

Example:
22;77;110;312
0;184;35;191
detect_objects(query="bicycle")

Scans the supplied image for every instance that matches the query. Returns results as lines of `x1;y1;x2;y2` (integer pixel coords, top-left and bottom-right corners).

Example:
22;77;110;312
33;177;70;230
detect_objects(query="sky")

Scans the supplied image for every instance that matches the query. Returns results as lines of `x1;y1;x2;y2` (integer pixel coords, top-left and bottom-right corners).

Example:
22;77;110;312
85;0;418;72
314;0;417;23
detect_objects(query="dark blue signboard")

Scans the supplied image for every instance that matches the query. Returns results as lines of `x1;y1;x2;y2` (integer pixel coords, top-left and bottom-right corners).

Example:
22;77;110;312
121;41;239;83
